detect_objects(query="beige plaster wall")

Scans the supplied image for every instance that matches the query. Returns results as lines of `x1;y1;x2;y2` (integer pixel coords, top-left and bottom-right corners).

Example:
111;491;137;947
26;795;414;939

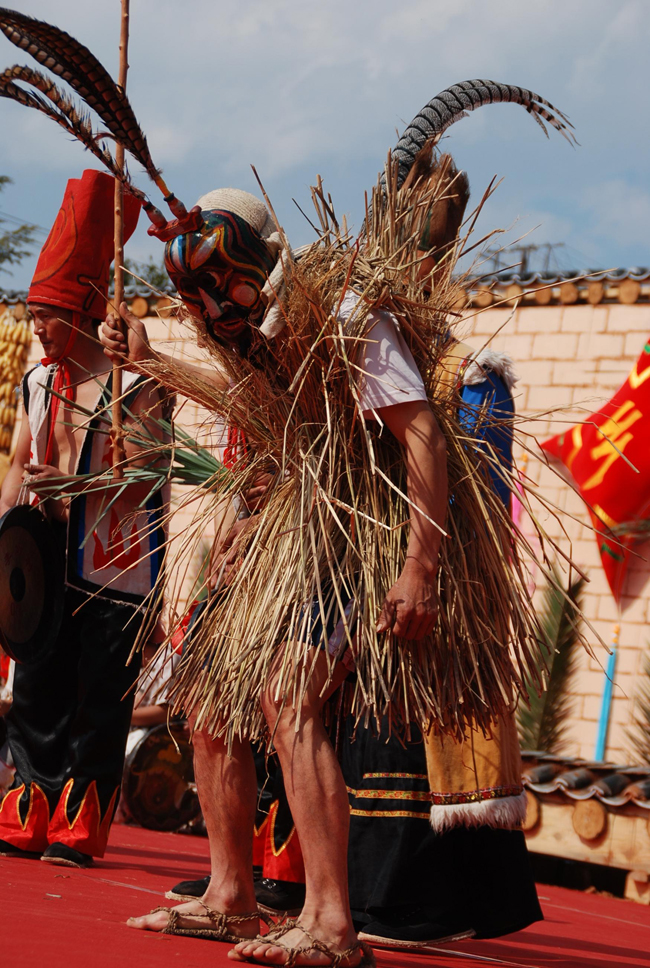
15;302;650;762
459;302;650;763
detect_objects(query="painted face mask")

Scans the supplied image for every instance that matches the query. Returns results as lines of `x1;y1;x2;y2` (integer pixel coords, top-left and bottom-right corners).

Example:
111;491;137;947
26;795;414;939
164;210;277;348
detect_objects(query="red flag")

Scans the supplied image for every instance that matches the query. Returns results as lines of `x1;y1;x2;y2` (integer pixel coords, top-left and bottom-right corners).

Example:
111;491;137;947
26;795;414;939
542;337;650;601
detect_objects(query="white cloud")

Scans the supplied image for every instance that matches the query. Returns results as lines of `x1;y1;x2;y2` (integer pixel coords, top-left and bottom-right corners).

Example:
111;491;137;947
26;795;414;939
570;1;645;96
0;0;646;288
582;179;650;249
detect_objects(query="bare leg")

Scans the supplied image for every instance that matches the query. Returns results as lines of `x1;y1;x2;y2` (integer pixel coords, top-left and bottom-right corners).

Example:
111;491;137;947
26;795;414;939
232;651;364;965
127;720;259;938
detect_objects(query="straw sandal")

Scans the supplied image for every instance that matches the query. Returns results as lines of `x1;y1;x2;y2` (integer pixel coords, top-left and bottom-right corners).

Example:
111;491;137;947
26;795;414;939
237;918;376;967
144;901;269;942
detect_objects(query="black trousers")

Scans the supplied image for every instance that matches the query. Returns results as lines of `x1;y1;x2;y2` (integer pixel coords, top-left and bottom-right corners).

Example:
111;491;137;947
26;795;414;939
0;588;143;856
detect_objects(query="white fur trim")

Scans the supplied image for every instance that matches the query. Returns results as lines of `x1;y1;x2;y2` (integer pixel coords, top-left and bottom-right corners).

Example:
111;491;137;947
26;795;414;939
462;349;519;391
260;243;313;338
429;790;527;833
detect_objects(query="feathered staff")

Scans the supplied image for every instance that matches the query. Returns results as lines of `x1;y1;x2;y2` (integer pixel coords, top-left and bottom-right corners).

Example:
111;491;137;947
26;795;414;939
0;6;201;238
0;5;204;471
111;0;130;477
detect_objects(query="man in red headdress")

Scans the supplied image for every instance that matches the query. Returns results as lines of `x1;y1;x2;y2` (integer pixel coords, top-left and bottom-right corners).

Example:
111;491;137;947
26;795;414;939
0;169;168;868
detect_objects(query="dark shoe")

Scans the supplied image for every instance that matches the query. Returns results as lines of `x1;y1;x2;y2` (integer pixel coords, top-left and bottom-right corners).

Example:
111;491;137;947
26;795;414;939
41;842;93;868
0;838;42;859
254;877;306;916
358;907;475;949
166;874;210;902
165;867;262;902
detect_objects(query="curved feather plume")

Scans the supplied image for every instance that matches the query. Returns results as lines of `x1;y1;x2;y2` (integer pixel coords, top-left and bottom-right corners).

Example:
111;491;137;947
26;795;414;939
0;65;126;182
0;7;168;194
388;79;576;188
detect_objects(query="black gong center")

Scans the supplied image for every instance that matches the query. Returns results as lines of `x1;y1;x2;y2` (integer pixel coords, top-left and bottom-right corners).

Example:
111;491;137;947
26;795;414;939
9;566;26;602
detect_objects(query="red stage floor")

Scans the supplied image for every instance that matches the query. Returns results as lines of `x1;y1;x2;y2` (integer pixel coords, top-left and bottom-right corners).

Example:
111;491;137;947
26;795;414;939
1;825;648;968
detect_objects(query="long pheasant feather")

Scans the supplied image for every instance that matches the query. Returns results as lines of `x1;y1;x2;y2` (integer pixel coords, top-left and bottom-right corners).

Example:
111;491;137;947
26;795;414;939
0;65;125;181
0;7;162;186
389;78;576;188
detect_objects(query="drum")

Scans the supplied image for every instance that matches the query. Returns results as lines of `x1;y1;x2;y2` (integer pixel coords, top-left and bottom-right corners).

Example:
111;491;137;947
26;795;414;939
0;505;64;664
121;722;202;832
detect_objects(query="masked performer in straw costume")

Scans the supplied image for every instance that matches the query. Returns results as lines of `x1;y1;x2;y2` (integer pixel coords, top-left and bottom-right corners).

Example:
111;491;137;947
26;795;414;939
0;169;168;868
0;10;577;958
197;154;539;947
102;116;573;968
103;184;446;965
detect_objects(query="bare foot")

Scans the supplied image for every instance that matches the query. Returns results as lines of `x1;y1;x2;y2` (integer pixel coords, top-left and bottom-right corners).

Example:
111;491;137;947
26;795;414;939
127;898;259;939
229;921;369;966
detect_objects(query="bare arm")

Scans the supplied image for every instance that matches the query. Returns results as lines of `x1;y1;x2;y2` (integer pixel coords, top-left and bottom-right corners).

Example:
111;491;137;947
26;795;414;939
375;399;447;640
0;413;32;517
117;378;168;505
100;302;230;395
26;380;168;512
131;704;168;727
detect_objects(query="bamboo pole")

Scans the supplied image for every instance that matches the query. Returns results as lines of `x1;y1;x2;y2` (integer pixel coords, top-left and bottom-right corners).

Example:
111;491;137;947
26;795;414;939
111;0;130;478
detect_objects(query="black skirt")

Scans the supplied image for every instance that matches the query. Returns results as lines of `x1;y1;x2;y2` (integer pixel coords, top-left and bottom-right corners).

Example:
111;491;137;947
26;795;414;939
341;716;543;939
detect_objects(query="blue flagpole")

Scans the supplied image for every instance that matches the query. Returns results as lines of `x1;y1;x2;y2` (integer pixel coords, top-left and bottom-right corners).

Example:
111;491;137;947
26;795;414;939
594;623;619;761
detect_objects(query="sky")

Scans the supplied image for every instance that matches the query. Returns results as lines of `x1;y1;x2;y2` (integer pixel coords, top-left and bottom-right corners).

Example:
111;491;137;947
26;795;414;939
0;0;647;290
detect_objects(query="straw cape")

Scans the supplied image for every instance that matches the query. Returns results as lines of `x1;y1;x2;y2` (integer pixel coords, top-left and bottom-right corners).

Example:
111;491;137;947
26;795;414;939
124;156;588;748
0;5;587;744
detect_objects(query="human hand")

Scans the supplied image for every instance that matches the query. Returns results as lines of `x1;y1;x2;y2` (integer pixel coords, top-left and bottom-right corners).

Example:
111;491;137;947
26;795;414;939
23;463;65;487
241;471;274;513
376;558;439;640
23;464;68;520
100;303;153;367
210;516;257;588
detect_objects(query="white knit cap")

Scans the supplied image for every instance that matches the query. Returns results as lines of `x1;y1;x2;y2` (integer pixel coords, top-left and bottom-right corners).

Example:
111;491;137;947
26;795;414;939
194;188;281;252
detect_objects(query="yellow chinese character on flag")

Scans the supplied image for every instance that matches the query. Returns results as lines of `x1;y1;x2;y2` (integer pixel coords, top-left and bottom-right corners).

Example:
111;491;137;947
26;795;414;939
542;338;650;601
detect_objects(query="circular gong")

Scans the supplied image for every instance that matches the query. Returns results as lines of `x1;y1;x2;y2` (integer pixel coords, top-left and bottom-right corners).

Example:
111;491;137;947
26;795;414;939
0;505;64;664
122;722;201;832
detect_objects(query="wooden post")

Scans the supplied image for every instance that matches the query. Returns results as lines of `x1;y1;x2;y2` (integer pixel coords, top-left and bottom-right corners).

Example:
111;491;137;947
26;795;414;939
586;280;605;305
559;281;579;305
533;285;553;306
111;0;130;478
572;799;607;841
618;279;641;305
472;287;494;309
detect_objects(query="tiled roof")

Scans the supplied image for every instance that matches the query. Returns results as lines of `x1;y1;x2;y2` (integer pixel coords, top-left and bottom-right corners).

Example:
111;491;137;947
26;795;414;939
5;266;650;312
0;284;175;304
0;285;177;319
473;267;650;286
463;267;650;308
522;751;650;809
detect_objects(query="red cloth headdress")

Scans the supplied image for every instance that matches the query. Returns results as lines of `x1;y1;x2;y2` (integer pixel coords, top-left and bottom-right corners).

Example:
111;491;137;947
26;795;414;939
28;169;140;320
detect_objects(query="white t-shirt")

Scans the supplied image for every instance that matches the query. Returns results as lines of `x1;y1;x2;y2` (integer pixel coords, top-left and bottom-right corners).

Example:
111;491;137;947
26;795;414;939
338;291;427;417
135;646;178;708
